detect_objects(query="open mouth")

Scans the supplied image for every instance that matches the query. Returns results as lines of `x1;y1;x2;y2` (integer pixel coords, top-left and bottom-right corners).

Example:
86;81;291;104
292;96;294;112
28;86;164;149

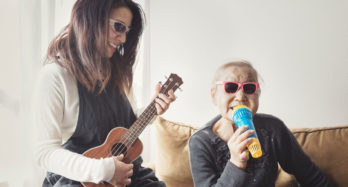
108;41;117;49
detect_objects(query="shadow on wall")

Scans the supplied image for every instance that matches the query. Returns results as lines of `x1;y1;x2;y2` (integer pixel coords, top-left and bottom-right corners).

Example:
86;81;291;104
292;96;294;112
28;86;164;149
0;182;8;187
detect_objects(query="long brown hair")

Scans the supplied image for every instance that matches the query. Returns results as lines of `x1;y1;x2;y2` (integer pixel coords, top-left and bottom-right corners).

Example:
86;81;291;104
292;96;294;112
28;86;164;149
45;0;144;94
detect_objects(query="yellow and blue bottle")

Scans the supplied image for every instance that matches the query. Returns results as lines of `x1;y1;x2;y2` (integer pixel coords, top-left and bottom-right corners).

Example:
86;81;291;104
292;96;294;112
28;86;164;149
232;105;263;158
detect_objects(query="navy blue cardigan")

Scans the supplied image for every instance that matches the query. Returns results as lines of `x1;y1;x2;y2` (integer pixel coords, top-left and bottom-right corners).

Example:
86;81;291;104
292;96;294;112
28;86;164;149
189;114;333;187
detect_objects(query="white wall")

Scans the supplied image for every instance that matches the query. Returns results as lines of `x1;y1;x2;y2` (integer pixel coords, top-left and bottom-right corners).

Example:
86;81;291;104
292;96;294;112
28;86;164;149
149;0;348;128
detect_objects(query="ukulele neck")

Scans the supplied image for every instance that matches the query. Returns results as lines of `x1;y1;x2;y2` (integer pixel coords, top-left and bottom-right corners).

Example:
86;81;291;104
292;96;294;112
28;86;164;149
124;100;157;145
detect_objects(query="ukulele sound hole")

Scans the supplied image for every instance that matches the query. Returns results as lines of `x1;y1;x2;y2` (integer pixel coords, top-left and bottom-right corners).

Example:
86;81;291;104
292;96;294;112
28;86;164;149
111;143;128;156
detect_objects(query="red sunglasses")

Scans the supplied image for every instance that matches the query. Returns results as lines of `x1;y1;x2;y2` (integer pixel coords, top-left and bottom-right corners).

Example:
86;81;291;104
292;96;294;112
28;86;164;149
216;81;259;95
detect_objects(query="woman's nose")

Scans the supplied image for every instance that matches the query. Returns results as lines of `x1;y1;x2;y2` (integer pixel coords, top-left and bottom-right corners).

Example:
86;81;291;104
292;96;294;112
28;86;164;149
118;32;127;44
234;88;246;101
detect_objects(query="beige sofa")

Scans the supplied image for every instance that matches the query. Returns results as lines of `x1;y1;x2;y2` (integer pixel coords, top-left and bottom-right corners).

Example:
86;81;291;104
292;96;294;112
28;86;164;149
150;116;348;187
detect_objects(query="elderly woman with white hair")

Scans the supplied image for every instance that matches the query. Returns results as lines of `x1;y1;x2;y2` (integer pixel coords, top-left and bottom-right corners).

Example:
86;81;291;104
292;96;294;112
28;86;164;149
189;61;333;187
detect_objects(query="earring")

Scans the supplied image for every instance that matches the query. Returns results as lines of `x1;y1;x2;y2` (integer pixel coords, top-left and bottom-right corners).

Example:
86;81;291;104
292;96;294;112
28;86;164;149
117;44;124;56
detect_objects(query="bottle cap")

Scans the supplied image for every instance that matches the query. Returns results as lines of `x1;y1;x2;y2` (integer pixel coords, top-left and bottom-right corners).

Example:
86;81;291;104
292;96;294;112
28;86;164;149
233;105;250;112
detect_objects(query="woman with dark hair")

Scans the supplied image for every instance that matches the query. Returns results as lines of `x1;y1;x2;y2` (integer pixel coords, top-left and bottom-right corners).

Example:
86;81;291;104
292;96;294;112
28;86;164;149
33;0;174;186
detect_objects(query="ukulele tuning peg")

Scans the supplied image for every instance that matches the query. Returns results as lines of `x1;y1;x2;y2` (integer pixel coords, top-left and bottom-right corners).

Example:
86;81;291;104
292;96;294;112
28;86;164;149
164;75;168;80
178;87;183;92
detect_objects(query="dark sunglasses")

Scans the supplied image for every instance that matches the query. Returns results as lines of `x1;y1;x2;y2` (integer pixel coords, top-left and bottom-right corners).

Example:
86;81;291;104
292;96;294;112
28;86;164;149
216;81;259;94
109;19;131;34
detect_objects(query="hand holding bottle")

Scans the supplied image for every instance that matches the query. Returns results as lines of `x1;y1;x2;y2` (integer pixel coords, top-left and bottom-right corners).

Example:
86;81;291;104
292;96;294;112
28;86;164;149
232;105;263;158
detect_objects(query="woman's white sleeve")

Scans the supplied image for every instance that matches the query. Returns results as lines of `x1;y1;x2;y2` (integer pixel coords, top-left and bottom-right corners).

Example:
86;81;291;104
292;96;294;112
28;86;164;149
33;64;114;183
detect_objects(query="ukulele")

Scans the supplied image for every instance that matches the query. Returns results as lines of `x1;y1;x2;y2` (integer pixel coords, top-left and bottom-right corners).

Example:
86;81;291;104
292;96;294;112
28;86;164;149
82;73;183;187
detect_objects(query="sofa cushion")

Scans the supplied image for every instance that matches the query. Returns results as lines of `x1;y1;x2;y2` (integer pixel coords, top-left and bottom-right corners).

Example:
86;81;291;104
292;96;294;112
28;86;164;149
276;126;348;187
154;117;198;187
154;116;348;187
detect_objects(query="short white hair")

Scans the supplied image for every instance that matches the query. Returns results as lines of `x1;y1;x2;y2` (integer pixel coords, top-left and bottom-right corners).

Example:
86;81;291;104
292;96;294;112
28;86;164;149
211;60;259;89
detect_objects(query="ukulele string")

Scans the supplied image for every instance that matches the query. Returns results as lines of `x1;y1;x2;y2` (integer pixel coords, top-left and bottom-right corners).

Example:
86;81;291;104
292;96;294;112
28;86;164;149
126;83;180;145
109;80;178;157
124;81;181;147
110;81;175;157
108;101;157;157
109;86;170;157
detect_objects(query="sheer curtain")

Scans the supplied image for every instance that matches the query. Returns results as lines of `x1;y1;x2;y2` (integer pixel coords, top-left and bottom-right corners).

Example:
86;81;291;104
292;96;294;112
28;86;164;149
0;0;74;186
0;0;151;186
0;0;44;186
